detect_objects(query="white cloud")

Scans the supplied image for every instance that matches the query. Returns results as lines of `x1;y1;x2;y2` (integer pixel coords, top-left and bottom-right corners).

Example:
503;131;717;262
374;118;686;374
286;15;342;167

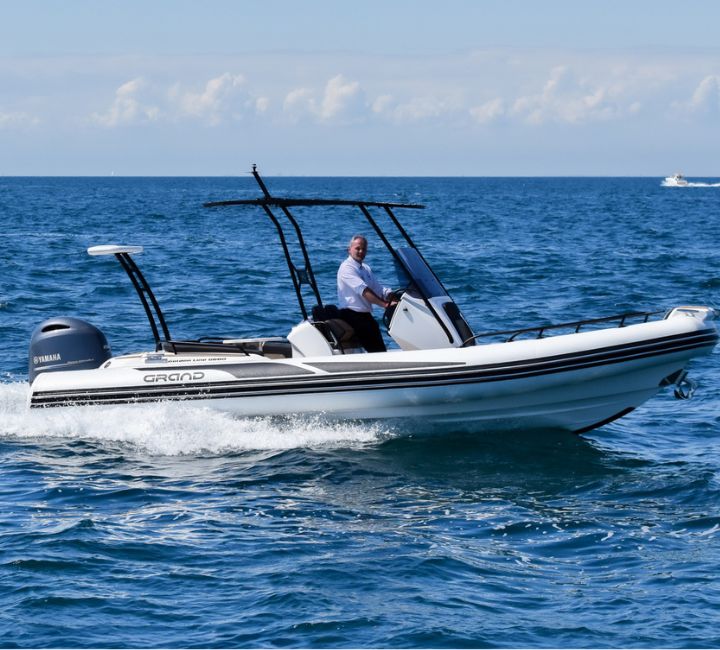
509;66;629;124
371;94;393;115
371;94;463;124
687;75;720;114
174;73;250;125
669;74;720;120
5;45;720;174
255;96;270;113
469;98;505;124
92;73;268;127
283;74;366;123
18;52;720;141
282;87;317;121
0;110;39;128
318;74;365;121
91;78;160;127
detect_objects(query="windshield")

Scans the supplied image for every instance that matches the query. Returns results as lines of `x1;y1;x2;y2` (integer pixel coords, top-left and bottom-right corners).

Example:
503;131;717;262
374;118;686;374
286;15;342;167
394;247;447;299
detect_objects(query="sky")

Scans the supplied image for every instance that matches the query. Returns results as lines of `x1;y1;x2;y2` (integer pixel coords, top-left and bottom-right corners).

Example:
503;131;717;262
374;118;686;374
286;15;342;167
1;0;719;176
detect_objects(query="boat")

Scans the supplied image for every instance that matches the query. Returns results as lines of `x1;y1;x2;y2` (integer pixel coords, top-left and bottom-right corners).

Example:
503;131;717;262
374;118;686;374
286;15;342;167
27;167;718;435
664;173;689;187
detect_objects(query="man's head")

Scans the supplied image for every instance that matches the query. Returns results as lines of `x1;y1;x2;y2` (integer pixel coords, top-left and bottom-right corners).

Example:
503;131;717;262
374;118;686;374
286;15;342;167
348;235;368;263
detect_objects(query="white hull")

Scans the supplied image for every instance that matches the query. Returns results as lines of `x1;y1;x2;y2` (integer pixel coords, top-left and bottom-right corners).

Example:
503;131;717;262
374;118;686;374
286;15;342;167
29;306;717;435
664;174;689;187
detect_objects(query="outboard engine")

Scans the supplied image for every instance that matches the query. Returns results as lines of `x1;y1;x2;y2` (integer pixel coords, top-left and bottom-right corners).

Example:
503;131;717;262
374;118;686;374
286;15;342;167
29;317;111;383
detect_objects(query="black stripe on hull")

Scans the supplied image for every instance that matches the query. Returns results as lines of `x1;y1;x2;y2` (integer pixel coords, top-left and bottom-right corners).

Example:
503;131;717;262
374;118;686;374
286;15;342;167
30;328;717;408
573;407;636;435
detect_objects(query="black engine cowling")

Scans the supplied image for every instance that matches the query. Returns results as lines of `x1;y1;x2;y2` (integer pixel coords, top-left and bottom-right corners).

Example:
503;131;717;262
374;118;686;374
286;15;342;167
29;317;111;383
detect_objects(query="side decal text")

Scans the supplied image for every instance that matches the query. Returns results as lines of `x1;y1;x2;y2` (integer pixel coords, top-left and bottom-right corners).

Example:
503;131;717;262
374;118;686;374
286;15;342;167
143;371;206;383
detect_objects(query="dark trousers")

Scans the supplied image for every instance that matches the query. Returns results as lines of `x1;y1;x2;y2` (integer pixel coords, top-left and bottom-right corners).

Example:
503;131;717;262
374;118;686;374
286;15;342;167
338;309;387;353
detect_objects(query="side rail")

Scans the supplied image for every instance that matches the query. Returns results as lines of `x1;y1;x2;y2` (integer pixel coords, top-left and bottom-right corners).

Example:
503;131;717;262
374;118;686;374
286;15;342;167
463;310;665;346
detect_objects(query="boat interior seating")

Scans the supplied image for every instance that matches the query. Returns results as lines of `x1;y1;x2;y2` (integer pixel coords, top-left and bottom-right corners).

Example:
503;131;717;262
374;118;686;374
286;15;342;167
160;338;293;359
311;304;361;353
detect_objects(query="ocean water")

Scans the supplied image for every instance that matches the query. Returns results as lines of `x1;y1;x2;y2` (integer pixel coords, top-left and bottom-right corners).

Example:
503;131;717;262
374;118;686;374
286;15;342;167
1;176;719;648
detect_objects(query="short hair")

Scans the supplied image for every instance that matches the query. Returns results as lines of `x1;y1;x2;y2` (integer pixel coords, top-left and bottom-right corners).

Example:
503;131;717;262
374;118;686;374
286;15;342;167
348;234;367;248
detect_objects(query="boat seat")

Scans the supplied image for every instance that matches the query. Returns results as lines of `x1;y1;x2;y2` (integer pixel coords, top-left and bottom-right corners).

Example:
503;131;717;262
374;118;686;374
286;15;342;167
161;340;244;355
254;339;294;358
160;338;292;358
311;304;362;353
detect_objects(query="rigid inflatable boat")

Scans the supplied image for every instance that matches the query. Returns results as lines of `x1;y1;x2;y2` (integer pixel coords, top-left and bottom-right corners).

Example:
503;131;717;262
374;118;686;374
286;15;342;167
663;173;690;187
27;168;718;434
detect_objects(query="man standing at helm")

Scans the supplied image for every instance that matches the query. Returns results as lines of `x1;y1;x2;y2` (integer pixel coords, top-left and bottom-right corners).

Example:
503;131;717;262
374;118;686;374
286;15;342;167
337;235;397;353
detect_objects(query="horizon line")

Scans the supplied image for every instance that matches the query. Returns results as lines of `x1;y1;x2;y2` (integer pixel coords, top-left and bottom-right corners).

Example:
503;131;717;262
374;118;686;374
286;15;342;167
0;173;712;179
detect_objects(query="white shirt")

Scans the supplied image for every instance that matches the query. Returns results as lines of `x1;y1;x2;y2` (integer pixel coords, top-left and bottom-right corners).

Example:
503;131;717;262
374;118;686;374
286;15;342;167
337;256;391;313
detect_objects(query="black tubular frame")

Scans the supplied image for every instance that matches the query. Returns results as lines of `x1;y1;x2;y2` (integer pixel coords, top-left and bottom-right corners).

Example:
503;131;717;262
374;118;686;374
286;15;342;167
357;204;454;344
251;167;320;317
114;252;172;350
204;165;458;344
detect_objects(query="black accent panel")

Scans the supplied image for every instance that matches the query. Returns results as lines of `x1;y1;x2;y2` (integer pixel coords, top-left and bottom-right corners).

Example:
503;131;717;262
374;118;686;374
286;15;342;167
443;302;475;347
573;407;635;435
220;363;313;378
307;361;466;373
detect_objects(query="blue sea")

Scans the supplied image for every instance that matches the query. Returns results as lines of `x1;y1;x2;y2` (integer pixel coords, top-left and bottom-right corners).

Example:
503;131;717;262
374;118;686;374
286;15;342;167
1;176;719;648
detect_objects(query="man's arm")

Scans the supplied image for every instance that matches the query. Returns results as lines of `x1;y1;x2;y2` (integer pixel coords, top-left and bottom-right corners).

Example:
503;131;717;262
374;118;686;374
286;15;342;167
362;287;396;309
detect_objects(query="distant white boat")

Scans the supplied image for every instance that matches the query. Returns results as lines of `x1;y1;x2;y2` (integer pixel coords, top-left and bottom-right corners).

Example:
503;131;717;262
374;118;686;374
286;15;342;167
664;173;689;187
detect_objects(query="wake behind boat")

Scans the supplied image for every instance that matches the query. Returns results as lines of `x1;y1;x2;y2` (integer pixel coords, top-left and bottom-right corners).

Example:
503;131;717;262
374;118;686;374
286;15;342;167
27;167;718;435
